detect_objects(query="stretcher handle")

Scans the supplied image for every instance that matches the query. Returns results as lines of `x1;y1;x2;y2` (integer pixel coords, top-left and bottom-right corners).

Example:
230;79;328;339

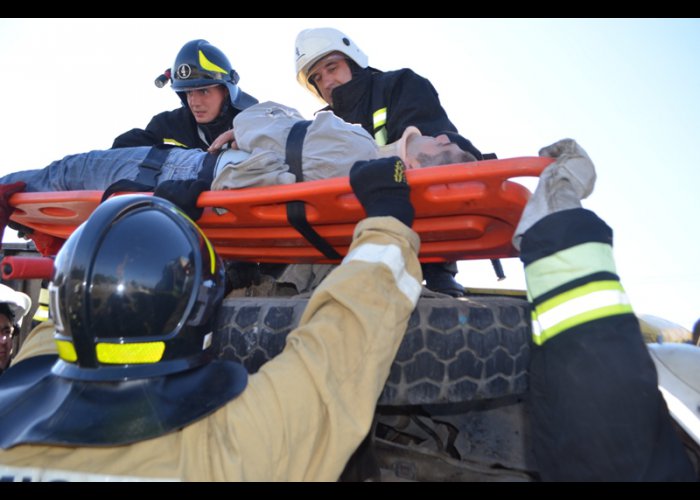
1;256;54;280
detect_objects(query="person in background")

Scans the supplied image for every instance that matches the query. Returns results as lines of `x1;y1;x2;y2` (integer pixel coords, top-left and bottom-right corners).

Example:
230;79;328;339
0;284;31;374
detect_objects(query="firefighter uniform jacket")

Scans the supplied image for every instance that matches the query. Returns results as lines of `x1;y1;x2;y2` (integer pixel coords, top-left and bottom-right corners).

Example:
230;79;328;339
111;105;238;151
328;67;458;146
521;208;695;481
0;217;422;481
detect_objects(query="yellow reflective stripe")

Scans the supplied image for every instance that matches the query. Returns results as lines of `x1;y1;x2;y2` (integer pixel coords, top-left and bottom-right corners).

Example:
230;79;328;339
162;138;187;147
531;281;633;345
96;341;165;364
373;107;388;146
525;242;617;300
343;242;421;306
373;107;387;128
198;50;227;74
192;221;217;275
38;288;50;304
374;128;388;147
170;209;217;275
55;340;77;362
536;280;624;315
33;305;49;322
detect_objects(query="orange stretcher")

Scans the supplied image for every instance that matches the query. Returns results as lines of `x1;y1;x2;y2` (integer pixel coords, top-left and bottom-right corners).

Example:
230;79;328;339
8;157;550;268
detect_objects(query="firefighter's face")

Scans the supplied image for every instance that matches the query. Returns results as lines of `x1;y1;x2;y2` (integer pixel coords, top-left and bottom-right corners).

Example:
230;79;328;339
0;313;14;370
186;85;228;124
307;53;353;107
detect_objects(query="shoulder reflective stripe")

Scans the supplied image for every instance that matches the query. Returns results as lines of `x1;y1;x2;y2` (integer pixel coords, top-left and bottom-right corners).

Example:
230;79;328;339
163;138;187;147
373;108;387;129
343;242;421;306
373;108;388;146
0;465;179;482
525;242;617;300
531;281;633;345
55;339;77;362
96;341;165;364
374;128;388;146
198;49;227;75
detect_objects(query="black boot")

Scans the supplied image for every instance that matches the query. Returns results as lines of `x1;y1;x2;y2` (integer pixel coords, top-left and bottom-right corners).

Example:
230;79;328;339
422;261;464;297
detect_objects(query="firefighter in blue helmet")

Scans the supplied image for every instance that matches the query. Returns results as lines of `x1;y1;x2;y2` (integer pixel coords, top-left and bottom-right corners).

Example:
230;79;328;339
112;39;258;151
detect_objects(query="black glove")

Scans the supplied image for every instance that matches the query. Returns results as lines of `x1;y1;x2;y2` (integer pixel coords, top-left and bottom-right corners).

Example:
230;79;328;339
153;179;209;220
100;179;153;203
349;157;414;227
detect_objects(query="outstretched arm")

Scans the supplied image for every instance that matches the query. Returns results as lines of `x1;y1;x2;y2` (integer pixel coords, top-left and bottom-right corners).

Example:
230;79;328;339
215;157;422;481
519;139;695;481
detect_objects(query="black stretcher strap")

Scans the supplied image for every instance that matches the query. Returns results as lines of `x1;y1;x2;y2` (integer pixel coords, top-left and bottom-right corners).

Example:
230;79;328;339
135;145;173;186
284;121;342;260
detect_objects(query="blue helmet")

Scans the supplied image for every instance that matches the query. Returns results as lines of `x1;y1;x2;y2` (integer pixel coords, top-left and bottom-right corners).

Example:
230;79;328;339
170;39;257;111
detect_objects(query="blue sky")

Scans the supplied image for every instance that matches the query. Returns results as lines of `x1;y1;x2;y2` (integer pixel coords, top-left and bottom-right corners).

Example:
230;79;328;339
0;18;697;329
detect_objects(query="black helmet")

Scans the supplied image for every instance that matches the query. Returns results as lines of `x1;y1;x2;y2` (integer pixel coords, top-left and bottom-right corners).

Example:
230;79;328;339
170;39;257;111
51;194;225;380
0;195;247;448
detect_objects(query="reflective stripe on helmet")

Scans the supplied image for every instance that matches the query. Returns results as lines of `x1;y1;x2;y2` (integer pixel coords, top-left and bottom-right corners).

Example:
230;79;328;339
55;339;77;362
198;49;227;75
343;242;421;306
96;342;166;364
176;209;217;275
55;339;167;364
531;280;634;345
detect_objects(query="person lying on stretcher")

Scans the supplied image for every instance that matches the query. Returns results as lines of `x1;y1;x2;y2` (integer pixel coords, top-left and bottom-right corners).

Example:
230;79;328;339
0;101;482;240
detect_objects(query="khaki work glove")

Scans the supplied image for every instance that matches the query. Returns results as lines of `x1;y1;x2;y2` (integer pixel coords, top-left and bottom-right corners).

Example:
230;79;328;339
513;138;597;250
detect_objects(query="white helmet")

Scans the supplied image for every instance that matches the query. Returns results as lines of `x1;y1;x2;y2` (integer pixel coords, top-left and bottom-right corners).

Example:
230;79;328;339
0;283;31;327
295;28;369;96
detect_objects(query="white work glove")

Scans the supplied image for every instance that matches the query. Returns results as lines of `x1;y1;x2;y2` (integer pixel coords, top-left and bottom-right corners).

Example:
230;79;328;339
538;138;596;201
513;138;597;250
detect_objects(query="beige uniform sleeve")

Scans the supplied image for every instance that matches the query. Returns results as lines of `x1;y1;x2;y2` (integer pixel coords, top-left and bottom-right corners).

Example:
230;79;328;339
10;320;57;365
202;217;422;481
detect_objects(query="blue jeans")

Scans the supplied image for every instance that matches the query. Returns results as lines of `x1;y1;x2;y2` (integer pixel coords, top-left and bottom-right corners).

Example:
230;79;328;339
0;147;209;192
